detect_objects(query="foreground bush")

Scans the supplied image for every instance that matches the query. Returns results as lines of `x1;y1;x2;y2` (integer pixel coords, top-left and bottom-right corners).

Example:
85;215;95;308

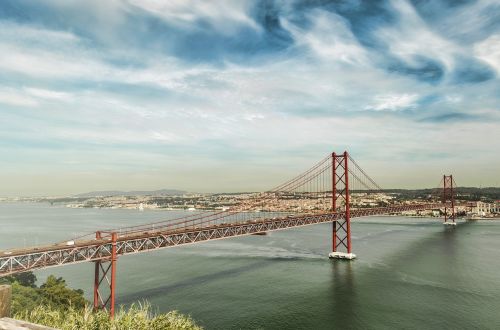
1;273;86;314
14;302;202;330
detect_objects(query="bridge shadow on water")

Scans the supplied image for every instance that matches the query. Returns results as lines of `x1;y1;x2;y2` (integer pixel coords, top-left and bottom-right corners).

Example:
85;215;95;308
383;220;471;266
323;220;476;329
118;258;276;304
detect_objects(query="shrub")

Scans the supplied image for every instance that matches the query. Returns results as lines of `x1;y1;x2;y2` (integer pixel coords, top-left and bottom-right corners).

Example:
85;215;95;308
14;302;202;330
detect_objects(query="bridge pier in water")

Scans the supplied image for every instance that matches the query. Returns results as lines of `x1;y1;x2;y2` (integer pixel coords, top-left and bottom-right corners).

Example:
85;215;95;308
93;231;117;318
329;151;356;260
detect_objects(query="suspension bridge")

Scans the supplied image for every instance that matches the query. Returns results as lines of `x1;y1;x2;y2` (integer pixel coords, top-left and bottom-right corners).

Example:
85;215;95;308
0;151;461;317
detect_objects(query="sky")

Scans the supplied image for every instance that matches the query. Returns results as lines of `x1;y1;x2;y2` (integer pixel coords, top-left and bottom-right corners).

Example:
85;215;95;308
0;0;499;196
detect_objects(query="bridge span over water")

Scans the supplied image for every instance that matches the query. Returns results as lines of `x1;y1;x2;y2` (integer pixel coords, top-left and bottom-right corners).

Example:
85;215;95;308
0;151;461;317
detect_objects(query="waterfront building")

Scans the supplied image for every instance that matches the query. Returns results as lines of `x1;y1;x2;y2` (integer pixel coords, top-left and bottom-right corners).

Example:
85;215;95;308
474;201;500;216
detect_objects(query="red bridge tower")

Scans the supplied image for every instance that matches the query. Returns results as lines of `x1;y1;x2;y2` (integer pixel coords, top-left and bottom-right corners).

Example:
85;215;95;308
329;151;356;260
442;175;456;226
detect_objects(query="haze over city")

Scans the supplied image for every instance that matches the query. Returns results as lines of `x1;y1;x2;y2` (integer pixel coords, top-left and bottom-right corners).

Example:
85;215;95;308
0;0;499;196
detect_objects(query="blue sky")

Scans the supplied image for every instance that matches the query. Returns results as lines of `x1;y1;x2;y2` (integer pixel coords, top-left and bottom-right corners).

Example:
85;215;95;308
0;0;499;195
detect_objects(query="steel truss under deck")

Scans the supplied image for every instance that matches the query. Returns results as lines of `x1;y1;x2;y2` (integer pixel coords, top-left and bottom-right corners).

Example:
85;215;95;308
0;202;447;277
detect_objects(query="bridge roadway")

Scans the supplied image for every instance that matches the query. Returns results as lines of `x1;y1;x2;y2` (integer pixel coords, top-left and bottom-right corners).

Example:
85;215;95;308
0;203;449;276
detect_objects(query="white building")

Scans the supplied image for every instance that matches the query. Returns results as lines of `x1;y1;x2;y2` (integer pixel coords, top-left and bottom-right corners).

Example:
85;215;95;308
475;201;500;216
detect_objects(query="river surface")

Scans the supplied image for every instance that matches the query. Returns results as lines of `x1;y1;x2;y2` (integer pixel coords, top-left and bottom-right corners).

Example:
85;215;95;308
1;202;499;329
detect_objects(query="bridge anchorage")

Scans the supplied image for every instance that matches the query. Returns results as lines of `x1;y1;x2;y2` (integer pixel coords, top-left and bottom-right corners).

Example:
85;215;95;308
0;150;462;318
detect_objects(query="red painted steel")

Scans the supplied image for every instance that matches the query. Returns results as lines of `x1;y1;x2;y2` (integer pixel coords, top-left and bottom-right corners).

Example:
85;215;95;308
344;151;351;253
110;232;117;318
93;231;101;310
442;175;456;223
332;152;337;252
93;232;117;318
0;202;459;317
0;151;463;317
331;151;351;254
0;204;454;276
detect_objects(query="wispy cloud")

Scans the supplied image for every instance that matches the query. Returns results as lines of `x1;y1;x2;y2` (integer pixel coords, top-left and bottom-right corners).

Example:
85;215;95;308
0;0;498;195
127;0;260;34
474;34;500;73
365;93;418;111
0;88;38;107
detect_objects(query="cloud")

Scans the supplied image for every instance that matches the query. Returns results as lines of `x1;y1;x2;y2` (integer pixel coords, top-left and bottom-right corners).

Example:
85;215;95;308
0;88;38;107
365;93;419;111
126;0;260;34
474;34;500;73
375;1;456;75
0;0;498;194
451;56;496;83
411;0;500;43
24;88;73;101
281;9;370;66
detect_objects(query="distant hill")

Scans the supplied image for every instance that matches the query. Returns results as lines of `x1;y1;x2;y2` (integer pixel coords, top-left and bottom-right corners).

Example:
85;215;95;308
74;189;187;197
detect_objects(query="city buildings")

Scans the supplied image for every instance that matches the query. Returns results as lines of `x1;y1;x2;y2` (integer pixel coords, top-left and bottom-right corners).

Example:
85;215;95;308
474;201;500;216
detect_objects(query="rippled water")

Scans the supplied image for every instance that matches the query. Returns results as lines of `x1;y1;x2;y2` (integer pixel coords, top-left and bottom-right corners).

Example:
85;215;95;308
1;202;499;329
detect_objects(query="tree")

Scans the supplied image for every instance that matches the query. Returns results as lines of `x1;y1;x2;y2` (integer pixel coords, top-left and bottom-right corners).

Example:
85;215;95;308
39;275;86;309
0;271;37;288
10;282;43;314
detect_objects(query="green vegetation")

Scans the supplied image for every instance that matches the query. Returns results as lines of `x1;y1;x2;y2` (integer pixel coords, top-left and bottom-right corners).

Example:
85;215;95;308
16;303;201;330
0;273;85;314
1;272;201;330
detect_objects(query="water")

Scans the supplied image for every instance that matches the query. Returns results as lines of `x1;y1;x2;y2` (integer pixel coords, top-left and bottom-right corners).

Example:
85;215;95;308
1;202;500;329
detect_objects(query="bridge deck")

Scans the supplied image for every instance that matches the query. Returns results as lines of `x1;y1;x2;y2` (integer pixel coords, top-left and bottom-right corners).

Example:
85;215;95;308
0;203;447;276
